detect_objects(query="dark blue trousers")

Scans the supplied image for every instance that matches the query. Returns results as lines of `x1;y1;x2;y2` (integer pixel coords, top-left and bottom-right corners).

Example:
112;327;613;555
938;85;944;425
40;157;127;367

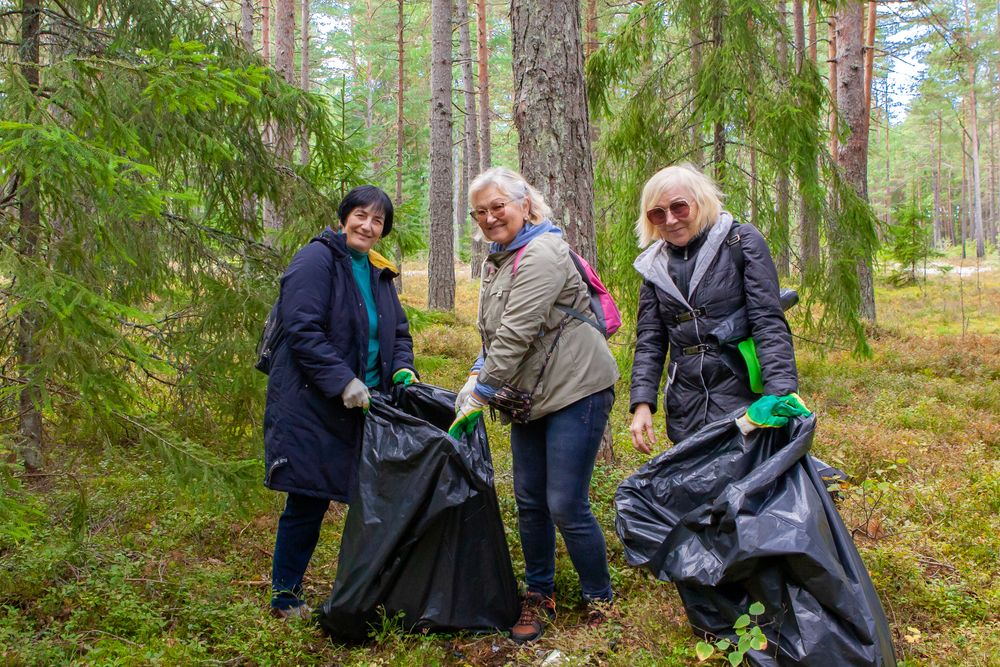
271;493;330;610
510;387;615;602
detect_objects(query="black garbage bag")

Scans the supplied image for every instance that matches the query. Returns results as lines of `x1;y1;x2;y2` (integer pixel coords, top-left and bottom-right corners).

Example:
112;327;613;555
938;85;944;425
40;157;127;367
317;383;519;641
615;411;896;666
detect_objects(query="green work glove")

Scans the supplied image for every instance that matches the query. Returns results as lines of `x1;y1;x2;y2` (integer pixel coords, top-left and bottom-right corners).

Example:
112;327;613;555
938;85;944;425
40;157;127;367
745;393;812;428
448;394;486;439
392;368;418;386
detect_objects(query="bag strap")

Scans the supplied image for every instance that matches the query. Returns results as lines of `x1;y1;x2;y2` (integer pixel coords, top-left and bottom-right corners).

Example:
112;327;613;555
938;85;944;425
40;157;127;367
727;220;745;279
513;242;602;334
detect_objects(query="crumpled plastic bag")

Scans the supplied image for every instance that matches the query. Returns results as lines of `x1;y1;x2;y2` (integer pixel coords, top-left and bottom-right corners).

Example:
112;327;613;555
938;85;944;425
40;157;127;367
615;411;896;666
317;383;519;641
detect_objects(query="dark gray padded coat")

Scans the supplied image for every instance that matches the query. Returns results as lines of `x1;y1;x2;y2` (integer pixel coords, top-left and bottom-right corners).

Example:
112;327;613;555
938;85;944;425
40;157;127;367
629;214;797;443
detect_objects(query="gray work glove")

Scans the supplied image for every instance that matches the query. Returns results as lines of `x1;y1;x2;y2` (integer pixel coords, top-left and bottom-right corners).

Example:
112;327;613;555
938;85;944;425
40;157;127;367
455;374;479;411
341;378;370;411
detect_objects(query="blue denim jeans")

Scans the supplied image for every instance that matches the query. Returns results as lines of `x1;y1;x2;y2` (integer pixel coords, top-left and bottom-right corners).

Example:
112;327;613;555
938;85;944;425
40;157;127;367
271;492;330;610
510;387;615;602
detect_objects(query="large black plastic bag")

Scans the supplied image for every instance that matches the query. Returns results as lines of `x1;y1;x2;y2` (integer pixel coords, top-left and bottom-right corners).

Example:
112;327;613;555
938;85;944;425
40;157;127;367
615;411;896;666
317;383;519;641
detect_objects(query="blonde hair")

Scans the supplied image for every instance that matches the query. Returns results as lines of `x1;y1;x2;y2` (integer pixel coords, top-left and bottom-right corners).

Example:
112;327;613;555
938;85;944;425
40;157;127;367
635;163;723;248
468;167;553;225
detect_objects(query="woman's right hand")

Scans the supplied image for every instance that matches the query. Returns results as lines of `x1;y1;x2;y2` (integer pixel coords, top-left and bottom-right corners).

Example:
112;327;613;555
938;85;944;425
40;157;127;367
630;403;657;454
455;374;479;411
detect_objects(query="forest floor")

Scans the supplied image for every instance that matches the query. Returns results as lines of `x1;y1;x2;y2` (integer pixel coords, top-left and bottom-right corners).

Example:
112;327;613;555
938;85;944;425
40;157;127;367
1;254;998;666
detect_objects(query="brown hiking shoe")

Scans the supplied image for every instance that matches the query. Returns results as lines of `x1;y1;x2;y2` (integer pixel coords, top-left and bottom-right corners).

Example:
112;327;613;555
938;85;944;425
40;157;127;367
270;603;312;620
511;592;556;643
585;599;612;628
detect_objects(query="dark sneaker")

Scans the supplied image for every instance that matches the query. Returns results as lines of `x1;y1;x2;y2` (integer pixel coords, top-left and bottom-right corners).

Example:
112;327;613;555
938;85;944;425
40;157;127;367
511;592;556;643
270;603;312;620
585;599;612;628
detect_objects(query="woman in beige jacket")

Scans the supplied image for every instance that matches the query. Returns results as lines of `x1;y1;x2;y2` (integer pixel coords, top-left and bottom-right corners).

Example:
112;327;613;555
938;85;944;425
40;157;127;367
450;167;619;643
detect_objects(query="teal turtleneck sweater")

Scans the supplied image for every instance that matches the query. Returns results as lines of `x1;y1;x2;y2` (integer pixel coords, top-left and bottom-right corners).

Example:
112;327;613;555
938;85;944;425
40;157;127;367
349;245;381;388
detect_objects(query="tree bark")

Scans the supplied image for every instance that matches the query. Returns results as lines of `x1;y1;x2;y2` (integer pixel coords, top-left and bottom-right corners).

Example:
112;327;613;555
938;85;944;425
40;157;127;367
262;0;271;62
963;0;986;257
712;4;725;178
828;13;838;159
394;0;405;292
428;0;455;310
17;0;44;471
863;0;876;124
800;0;821;276
511;0;598;266
470;0;491;278
300;0;310;165
775;0;790;277
934;113;942;247
458;0;480;272
690;1;704;167
835;0;876;322
240;0;254;51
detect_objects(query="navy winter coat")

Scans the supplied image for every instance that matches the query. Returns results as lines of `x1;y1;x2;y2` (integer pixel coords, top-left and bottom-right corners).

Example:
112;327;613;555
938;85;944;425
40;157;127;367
263;230;414;502
630;215;797;443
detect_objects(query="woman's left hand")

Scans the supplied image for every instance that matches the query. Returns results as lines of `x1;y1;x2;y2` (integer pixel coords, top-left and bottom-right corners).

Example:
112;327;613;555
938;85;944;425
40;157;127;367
392;368;418;386
629;404;657;454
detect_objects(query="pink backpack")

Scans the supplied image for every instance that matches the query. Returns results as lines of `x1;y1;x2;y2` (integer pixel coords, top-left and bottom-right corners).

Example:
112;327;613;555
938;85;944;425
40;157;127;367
513;243;622;338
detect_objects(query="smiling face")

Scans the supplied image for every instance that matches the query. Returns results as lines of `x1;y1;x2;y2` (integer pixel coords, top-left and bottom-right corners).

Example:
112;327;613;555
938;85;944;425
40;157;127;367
342;204;385;253
471;185;530;247
648;185;700;247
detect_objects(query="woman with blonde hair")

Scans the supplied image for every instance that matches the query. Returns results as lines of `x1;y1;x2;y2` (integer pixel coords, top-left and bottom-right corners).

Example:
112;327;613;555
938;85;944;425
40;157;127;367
449;167;619;642
628;163;810;452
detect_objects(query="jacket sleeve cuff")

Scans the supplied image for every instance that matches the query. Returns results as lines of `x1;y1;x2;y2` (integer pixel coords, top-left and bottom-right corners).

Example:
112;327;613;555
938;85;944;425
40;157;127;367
629;388;659;414
470;352;485;374
474;380;499;400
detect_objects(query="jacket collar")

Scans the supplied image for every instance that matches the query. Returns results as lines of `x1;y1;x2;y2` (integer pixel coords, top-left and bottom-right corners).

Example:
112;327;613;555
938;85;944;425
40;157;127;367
316;228;400;277
632;212;733;307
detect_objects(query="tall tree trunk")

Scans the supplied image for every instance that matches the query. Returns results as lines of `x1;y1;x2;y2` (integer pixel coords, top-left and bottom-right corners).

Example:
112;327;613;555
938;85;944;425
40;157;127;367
800;0;821;276
300;0;310;165
511;0;598;265
262;0;271;62
828;12;838;159
963;0;986;257
775;0;791;277
395;0;406;292
511;0;614;462
934;114;942;247
946;167;955;245
863;0;876;122
835;0;876;322
17;0;44;471
428;0;455;310
458;0;480;279
240;0;254;51
712;4;725;178
267;0;295;232
471;0;491;278
961;125;969;257
690;1;704;167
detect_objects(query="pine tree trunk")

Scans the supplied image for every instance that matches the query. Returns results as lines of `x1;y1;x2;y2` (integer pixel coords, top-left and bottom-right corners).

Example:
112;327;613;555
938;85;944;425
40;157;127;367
835;0;876;323
17;0;44;471
712;4;725;178
690;0;704;167
511;0;597;265
961;126;969;257
800;0;821;276
963;0;986;257
458;0;480;279
300;0;310;165
240;0;254;51
470;0;490;278
262;0;271;61
775;0;791;277
828;13;838;159
934;114;942;247
428;0;455;310
394;0;406;292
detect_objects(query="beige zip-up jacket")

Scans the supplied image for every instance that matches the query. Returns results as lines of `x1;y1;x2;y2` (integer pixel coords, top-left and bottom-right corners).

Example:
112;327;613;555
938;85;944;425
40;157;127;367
476;232;619;420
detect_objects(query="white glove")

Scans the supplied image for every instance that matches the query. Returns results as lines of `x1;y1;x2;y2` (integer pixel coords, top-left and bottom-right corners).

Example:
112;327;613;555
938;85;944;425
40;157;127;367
455;374;479;411
341;378;370;410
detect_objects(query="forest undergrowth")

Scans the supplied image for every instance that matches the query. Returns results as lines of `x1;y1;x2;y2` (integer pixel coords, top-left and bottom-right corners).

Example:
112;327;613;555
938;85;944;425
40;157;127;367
1;258;998;666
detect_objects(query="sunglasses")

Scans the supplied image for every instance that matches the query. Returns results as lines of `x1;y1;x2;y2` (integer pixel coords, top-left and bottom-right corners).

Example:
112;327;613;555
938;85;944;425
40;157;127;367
646;200;691;225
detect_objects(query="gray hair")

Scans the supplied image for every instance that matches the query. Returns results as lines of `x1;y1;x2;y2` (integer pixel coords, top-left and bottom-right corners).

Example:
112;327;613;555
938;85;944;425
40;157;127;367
468;167;553;224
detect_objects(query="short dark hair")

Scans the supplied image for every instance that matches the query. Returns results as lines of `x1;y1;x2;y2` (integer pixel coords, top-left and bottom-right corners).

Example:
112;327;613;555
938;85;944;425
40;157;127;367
337;185;394;236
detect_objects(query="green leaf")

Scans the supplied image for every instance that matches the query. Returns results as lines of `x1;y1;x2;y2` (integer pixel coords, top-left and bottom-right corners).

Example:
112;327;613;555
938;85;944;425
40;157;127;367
727;650;744;666
733;614;751;629
715;639;732;651
748;601;765;616
750;634;768;651
695;641;715;661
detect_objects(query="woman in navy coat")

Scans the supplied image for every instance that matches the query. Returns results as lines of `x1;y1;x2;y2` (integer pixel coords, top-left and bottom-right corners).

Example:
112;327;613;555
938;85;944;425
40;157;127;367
263;185;417;618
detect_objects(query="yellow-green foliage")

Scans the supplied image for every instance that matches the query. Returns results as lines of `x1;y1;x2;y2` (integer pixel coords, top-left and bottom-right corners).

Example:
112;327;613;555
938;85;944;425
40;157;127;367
1;259;998;665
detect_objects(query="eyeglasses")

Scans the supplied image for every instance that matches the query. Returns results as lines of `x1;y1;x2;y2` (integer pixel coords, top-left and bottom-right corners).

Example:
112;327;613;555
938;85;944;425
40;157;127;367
646;200;691;225
470;196;525;222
